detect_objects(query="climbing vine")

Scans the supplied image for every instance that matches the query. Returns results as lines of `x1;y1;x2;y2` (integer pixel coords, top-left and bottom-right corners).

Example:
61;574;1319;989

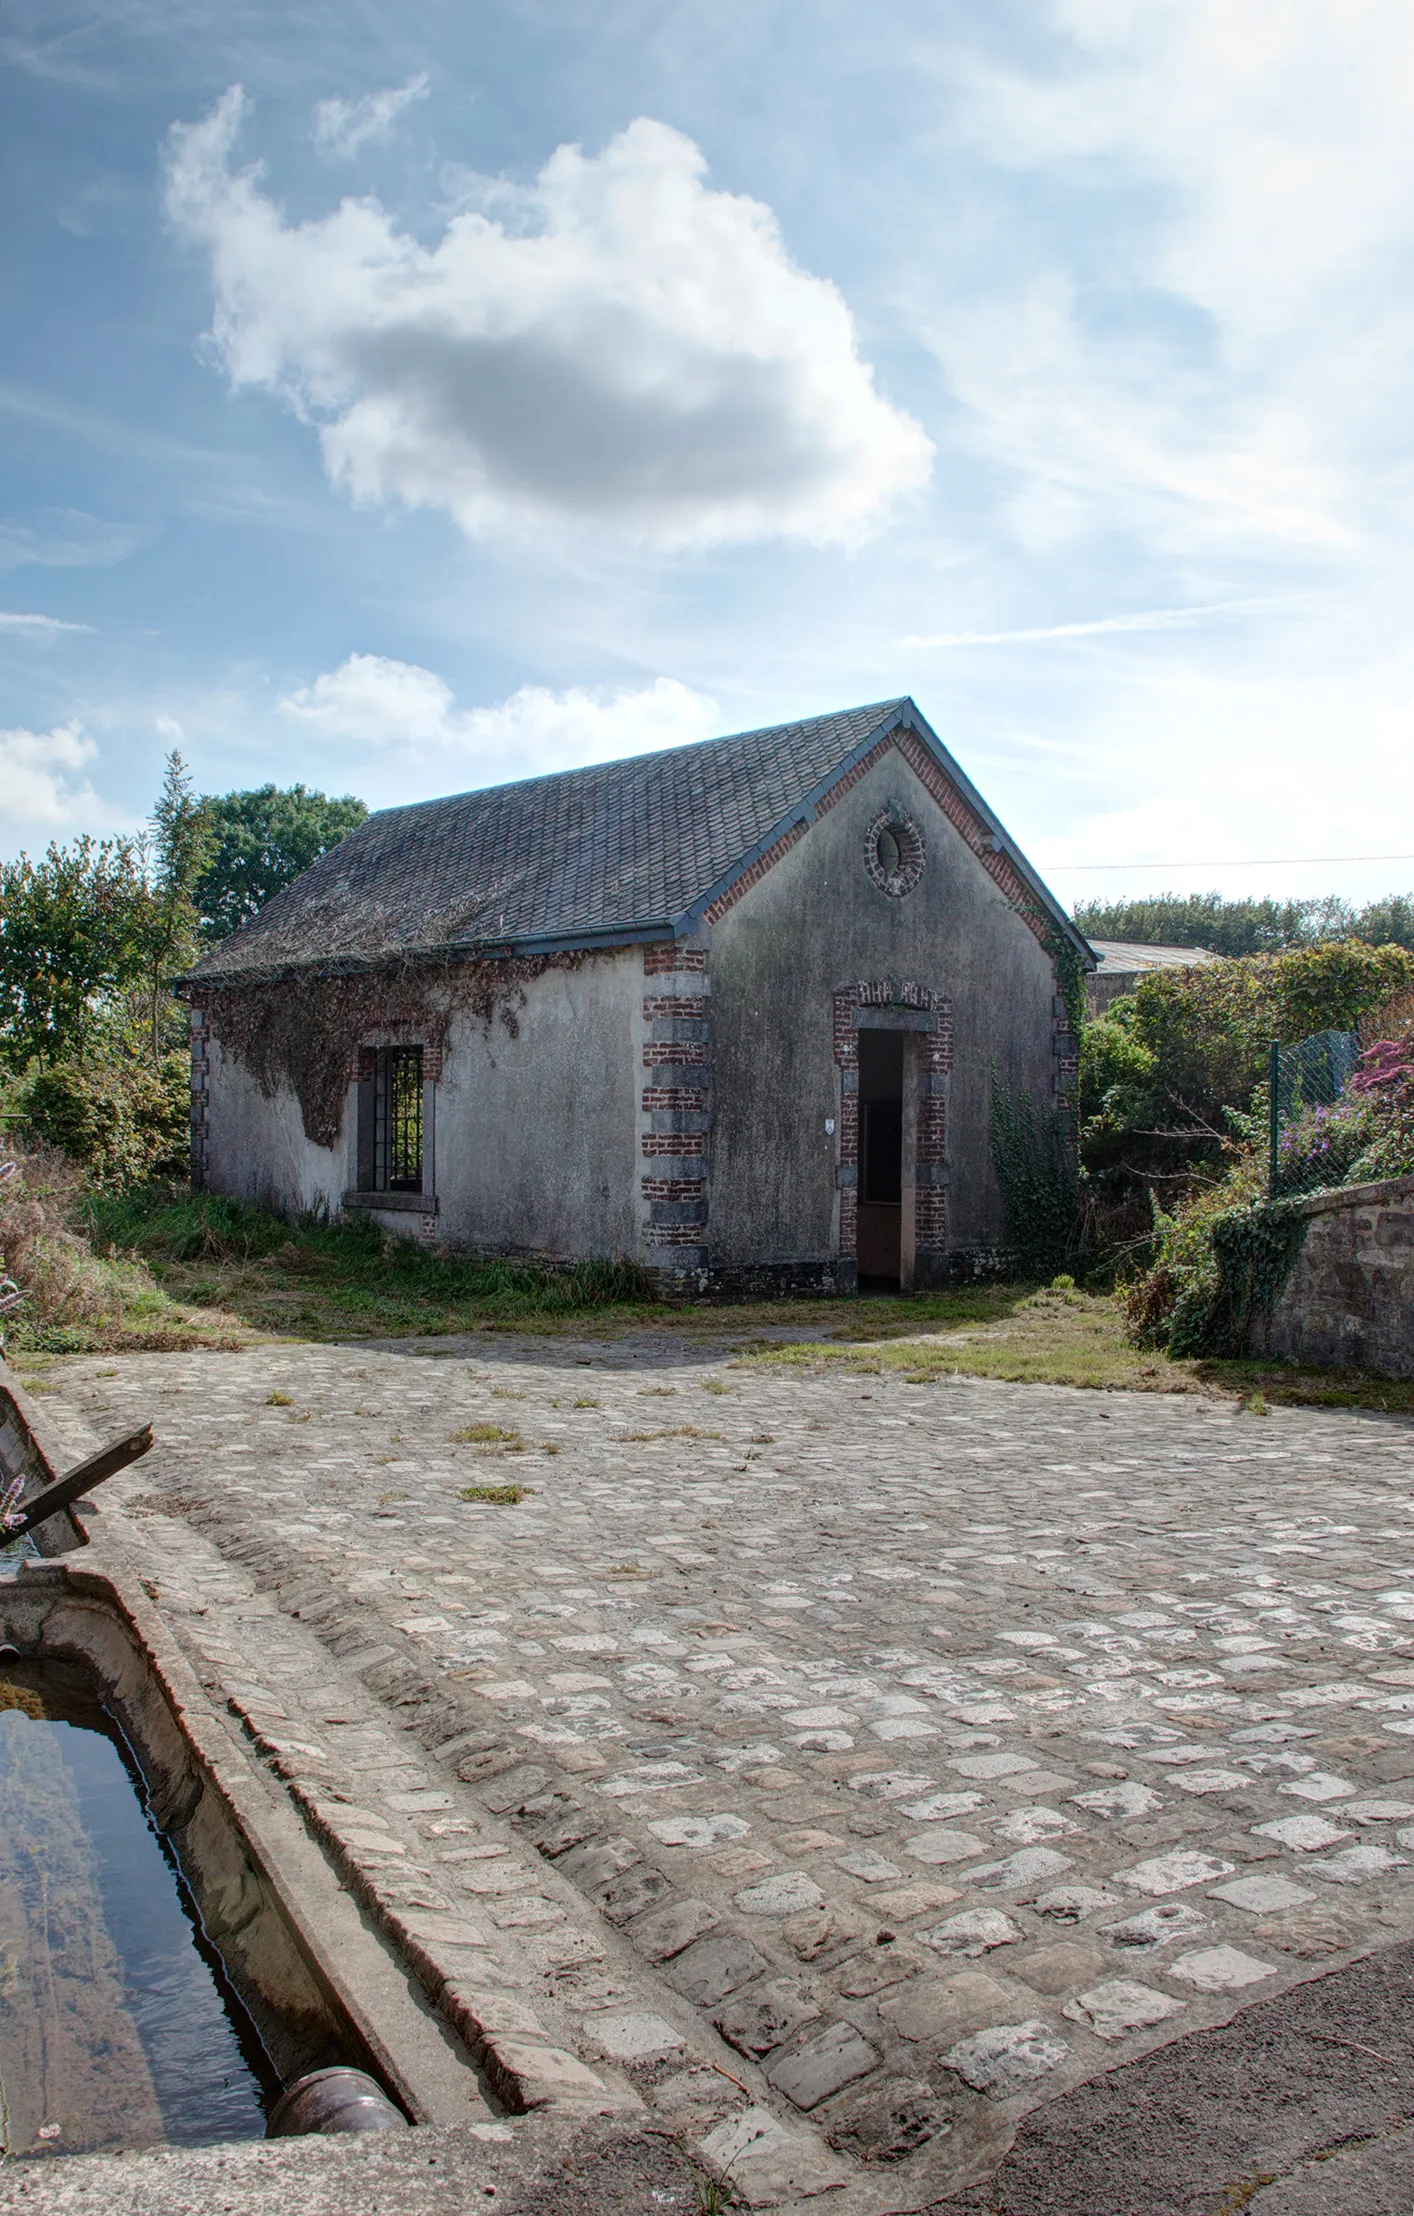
197;951;587;1149
1009;900;1089;1043
1126;1185;1309;1359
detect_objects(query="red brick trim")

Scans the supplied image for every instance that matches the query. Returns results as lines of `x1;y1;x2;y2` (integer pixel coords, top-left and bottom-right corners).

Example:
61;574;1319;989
644;942;706;974
642;1132;706;1157
894;728;1045;943
695;723;1058;946
833;979;953;1260
641;945;710;1268
812;734;896;818
702;820;808;924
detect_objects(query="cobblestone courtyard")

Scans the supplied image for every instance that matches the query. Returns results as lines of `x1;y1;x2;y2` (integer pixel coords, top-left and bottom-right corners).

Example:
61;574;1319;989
35;1335;1414;2209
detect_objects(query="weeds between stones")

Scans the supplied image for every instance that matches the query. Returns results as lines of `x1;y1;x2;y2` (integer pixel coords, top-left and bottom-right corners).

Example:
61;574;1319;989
458;1484;531;1505
450;1423;523;1447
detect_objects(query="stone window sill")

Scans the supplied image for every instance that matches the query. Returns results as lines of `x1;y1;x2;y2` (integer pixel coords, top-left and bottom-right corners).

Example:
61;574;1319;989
343;1190;438;1215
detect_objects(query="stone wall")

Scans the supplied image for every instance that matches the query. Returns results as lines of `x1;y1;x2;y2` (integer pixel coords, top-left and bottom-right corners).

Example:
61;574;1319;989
1252;1175;1414;1378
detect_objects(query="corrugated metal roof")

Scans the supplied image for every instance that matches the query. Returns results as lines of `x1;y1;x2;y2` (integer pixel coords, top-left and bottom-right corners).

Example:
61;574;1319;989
191;696;1084;982
1088;940;1220;975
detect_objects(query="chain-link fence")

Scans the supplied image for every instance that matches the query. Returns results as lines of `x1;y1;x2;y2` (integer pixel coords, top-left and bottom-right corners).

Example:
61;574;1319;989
1268;1028;1361;1198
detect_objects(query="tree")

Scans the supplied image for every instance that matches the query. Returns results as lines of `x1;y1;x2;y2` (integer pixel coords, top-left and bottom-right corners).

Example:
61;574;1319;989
195;784;367;941
1074;889;1414;955
139;751;212;1057
0;837;149;1072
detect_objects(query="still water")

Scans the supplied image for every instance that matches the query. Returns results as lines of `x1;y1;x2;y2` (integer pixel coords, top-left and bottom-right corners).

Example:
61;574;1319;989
0;1660;279;2160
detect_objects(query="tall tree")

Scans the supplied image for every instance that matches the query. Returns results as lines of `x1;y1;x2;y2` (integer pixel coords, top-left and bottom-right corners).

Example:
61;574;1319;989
141;751;212;1056
195;784;367;941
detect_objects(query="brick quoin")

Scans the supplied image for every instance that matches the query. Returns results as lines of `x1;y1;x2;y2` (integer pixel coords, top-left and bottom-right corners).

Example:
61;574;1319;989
643;943;706;975
641;1133;706;1157
640;1178;705;1202
641;1088;707;1113
644;1039;705;1068
189;1002;211;1189
642;995;707;1020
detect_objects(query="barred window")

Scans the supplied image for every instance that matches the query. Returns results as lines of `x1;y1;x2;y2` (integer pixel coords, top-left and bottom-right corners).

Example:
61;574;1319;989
359;1046;423;1193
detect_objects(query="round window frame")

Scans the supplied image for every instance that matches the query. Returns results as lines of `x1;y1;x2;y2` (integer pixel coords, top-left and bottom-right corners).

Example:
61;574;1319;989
864;806;927;899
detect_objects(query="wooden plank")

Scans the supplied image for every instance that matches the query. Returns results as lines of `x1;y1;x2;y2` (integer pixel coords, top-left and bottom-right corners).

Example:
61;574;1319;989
6;1424;154;1541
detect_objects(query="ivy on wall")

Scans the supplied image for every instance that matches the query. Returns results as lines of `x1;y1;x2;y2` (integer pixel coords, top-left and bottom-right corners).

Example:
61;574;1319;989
198;951;587;1149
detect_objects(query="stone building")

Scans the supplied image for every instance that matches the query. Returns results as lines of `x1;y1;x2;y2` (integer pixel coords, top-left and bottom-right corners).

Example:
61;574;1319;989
185;697;1090;1292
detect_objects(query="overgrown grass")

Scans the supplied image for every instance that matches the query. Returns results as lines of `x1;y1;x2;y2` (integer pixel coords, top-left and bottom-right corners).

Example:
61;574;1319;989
9;1169;1413;1413
738;1283;1414;1413
0;1141;248;1353
80;1183;659;1342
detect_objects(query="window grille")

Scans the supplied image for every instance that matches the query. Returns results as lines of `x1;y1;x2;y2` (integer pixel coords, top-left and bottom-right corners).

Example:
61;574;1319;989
361;1046;423;1193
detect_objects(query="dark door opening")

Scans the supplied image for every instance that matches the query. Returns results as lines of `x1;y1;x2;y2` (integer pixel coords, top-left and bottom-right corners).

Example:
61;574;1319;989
857;1029;903;1287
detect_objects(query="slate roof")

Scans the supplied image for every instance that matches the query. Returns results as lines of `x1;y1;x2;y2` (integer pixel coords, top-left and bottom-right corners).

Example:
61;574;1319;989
191;696;1086;982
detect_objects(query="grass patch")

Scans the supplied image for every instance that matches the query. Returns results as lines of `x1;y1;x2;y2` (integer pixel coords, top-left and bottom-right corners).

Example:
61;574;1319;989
266;1389;293;1406
617;1424;722;1442
740;1285;1414;1412
450;1422;524;1447
458;1483;531;1505
77;1183;660;1343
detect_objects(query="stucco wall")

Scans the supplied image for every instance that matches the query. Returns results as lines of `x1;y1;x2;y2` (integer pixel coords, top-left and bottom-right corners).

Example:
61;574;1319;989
202;1036;346;1218
201;952;642;1258
429;956;640;1258
705;745;1058;1269
1251;1176;1414;1378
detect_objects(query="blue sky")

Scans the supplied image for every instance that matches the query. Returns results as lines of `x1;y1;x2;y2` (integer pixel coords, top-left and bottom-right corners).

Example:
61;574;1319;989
4;0;1414;911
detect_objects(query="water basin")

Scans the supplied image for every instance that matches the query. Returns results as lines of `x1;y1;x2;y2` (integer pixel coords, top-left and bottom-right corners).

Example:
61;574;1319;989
0;1657;280;2158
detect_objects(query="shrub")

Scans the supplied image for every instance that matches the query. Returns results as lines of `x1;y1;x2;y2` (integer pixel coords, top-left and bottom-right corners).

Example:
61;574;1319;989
17;1054;190;1188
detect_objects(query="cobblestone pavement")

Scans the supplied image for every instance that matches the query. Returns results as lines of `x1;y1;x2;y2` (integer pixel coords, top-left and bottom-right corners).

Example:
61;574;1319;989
39;1335;1414;2210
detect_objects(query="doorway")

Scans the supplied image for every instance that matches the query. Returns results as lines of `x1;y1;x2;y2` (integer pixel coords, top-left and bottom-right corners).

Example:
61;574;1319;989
857;1029;903;1287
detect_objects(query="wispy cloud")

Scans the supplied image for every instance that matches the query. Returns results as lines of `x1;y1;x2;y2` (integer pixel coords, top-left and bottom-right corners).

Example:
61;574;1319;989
903;599;1289;648
313;73;430;161
0;609;91;634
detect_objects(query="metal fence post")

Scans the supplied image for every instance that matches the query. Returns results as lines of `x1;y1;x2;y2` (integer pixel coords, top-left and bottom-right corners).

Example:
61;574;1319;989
1268;1038;1280;1199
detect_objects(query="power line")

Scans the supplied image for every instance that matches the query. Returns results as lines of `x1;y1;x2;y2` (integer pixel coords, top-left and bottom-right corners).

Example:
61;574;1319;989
1038;853;1414;872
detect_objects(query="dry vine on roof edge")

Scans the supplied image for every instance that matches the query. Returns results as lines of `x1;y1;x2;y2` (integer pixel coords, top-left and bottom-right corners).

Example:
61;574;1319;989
195;952;588;1148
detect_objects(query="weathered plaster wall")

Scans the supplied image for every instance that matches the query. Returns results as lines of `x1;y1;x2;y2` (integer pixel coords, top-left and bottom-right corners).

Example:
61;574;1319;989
429;955;640;1258
200;953;641;1260
1251;1176;1414;1378
201;1034;345;1217
705;743;1057;1271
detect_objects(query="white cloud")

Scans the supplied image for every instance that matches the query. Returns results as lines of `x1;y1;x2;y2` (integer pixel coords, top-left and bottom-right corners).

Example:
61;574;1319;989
280;657;722;785
164;91;932;549
312;74;429;162
0;610;90;633
0;721;102;830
